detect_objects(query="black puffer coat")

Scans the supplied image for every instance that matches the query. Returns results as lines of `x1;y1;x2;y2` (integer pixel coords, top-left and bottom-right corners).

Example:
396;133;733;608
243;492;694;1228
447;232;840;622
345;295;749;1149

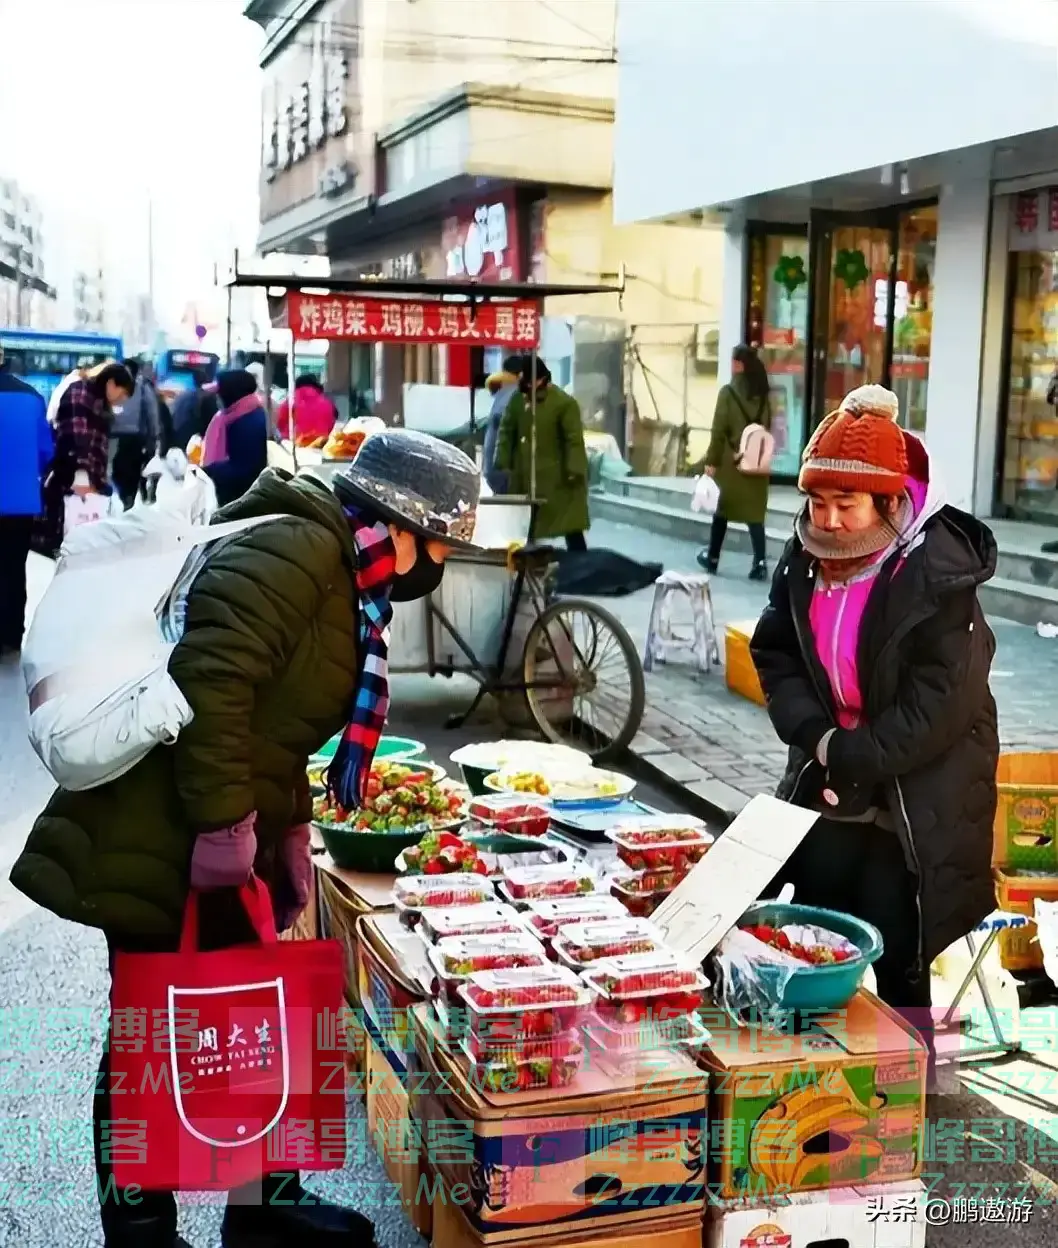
750;500;999;975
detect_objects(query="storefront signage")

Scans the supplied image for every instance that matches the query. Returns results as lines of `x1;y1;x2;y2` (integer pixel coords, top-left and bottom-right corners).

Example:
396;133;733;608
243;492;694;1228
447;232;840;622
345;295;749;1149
287;293;540;346
1007;188;1058;251
259;0;369;225
443;194;522;282
264;49;348;182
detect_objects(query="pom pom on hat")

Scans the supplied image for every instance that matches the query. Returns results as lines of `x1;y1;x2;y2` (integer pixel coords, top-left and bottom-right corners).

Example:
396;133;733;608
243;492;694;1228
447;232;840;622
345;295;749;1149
799;384;908;496
839;384;900;422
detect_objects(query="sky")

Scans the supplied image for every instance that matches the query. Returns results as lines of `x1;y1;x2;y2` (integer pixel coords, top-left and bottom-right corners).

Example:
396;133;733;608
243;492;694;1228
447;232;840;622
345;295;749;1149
0;0;264;334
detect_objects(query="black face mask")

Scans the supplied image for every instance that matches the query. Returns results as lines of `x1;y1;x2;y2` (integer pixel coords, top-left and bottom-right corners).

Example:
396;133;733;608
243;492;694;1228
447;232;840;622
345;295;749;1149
389;537;446;601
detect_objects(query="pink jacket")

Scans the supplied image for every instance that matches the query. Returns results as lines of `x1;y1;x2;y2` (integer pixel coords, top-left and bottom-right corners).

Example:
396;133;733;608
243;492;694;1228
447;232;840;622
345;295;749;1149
276;386;337;443
808;471;933;728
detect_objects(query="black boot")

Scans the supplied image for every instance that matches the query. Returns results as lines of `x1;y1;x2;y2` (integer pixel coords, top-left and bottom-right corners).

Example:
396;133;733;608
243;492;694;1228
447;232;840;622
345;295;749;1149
696;549;719;574
222;1174;376;1247
748;560;768;582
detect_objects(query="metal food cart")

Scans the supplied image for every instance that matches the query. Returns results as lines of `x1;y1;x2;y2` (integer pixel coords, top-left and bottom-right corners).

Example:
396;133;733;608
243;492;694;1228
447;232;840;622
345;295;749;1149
221;267;644;760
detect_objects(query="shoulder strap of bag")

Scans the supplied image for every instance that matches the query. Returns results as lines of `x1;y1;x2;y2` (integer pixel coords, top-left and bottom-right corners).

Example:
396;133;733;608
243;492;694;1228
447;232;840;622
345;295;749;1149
60;513;288;572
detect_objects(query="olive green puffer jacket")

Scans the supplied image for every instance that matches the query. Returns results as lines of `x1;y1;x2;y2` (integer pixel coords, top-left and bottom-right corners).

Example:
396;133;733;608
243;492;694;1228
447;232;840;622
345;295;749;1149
9;470;360;939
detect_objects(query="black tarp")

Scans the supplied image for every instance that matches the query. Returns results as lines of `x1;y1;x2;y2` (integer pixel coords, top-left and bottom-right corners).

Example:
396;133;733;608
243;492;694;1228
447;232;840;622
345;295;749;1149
554;549;661;598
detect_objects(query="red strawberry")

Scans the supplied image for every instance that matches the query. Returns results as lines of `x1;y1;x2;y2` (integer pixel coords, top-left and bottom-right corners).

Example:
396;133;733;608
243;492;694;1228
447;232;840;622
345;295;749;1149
775;930;792;952
472;860;488;875
424;859;444;876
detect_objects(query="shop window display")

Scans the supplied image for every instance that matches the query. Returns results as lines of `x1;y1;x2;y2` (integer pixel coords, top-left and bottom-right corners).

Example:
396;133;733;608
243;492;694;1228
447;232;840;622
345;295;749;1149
747;232;808;477
890;206;936;434
1001;249;1058;522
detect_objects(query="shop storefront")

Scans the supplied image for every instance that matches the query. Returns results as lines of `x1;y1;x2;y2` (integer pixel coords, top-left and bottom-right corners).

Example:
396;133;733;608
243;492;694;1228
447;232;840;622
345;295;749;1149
999;187;1058;524
744;203;938;480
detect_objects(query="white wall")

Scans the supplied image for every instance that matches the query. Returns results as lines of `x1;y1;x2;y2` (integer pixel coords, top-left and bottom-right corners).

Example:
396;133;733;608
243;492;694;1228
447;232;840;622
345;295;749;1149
614;0;1058;223
922;179;993;512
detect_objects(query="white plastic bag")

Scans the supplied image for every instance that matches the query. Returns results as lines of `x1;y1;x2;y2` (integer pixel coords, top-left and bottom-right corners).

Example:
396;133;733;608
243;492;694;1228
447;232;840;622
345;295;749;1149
63;491;124;537
22;507;282;790
1035;898;1058;988
690;474;720;515
141;449;218;525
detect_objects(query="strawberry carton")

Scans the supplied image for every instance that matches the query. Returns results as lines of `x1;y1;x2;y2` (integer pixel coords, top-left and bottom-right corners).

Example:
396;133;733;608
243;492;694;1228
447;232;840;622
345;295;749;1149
607;816;714;873
393;873;495;926
583;951;707;1025
523;894;626;940
551;917;665;967
462;1031;584;1093
497;863;598;906
468;794;551;838
583;1010;711;1058
427;931;549;999
458;966;593;1043
610;871;676;918
417;902;526;945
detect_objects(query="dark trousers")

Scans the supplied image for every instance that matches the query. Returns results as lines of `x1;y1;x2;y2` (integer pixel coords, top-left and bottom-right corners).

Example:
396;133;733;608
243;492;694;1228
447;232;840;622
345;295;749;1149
111;435;147;510
0;514;33;649
95;894;294;1239
763;817;934;1072
565;531;587;552
707;514;766;566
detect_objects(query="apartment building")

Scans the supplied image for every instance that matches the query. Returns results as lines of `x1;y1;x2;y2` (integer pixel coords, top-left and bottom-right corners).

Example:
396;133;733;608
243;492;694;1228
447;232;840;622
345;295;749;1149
0;177;57;327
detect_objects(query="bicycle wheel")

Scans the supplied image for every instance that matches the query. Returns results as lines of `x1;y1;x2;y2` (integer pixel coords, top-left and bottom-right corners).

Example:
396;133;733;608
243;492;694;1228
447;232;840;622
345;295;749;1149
521;598;646;763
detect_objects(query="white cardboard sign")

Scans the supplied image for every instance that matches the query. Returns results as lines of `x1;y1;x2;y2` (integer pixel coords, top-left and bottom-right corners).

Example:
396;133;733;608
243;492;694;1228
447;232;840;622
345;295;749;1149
651;794;820;963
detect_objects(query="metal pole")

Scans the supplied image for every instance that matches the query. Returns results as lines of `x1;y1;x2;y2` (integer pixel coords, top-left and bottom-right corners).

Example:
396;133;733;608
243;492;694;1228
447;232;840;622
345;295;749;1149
288;334;298;474
147;195;155;338
529;351;538;500
226;286;233;366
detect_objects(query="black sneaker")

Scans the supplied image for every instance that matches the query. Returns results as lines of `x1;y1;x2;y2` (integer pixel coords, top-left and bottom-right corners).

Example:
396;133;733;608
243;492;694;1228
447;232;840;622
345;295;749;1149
696;549;719;574
748;561;768;582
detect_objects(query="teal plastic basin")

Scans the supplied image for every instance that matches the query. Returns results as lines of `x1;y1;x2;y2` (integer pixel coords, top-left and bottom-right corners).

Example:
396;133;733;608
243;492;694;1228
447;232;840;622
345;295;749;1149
310;735;426;765
734;901;883;1013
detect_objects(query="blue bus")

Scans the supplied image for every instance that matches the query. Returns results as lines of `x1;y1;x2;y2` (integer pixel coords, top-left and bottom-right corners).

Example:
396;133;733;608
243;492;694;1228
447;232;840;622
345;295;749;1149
154;348;220;401
0;328;123;404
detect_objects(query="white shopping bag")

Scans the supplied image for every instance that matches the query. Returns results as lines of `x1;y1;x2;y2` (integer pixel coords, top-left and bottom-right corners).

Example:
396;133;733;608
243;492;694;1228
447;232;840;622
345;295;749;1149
690;474;720;515
141;449;218;525
64;491;124;537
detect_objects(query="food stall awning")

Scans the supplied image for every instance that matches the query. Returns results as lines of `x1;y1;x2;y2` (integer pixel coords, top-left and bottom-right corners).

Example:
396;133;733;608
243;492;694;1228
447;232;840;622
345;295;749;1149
222;273;624;300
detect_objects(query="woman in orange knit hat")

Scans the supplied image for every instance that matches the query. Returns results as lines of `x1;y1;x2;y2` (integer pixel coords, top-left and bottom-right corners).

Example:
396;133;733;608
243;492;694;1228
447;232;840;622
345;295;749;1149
750;384;999;1071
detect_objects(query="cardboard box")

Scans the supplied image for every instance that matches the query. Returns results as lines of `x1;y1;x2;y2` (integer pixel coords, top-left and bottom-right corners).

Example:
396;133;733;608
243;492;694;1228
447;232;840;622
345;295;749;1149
411;1007;707;1243
994;752;1058;870
699;990;925;1199
432;1194;703;1248
725;621;766;707
994;866;1058;971
364;1030;433;1237
356;912;432;1072
705;1180;926;1248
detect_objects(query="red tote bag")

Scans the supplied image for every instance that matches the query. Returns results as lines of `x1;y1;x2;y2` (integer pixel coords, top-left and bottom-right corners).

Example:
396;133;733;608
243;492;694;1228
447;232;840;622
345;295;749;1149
107;880;347;1191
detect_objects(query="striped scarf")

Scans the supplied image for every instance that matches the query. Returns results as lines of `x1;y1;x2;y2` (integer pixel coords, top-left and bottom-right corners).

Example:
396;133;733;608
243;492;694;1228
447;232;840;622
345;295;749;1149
329;508;397;811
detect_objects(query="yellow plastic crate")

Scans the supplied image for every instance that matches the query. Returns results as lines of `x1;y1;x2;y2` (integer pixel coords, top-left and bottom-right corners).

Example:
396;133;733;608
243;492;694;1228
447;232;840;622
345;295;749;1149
725;620;766;706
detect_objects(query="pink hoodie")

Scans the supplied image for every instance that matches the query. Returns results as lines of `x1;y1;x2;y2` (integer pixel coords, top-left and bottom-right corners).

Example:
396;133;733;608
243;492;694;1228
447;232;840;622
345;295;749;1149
807;438;938;728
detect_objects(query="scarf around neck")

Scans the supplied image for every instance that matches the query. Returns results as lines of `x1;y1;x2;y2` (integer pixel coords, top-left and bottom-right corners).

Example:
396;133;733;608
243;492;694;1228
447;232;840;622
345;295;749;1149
201;392;261;467
795;493;913;567
328;506;398;811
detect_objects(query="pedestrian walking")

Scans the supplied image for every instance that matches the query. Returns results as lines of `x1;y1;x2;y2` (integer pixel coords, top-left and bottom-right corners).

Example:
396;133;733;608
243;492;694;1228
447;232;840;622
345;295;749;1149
0;344;53;655
170;368;219;451
495;356;590;549
275;373;338;444
749;383;999;1078
201;369;269;507
11;429;483;1248
36;360;134;558
110;358;161;508
695;344;774;580
483;354;522;493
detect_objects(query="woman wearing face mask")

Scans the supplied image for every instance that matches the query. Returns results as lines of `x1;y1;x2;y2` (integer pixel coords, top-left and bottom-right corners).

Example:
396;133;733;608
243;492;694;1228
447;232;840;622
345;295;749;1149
11;428;481;1248
750;385;998;1070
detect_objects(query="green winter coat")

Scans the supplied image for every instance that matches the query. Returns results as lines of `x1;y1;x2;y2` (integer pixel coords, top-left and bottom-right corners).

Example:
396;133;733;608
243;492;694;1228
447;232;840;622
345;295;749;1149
9;470;360;939
700;378;772;526
496;384;590;539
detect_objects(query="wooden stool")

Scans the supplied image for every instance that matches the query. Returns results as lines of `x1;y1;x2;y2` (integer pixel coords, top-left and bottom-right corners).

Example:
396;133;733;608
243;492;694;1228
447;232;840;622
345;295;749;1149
643;570;720;675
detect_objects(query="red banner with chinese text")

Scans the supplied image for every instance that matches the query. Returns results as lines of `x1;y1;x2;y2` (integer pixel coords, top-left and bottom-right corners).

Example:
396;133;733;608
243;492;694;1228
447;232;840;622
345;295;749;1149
286;292;540;346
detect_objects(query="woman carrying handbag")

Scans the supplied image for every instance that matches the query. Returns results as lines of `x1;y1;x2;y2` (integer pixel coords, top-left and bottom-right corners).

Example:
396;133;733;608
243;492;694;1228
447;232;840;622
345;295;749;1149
694;344;774;580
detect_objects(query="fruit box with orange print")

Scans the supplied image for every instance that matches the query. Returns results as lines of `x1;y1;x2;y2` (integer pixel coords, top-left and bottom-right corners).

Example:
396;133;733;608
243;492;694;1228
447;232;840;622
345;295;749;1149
409;1006;707;1244
699;990;925;1199
355;912;433;1069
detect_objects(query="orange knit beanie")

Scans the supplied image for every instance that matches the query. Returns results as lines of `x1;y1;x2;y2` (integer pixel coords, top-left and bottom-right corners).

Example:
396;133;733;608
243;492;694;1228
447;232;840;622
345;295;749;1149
798;384;908;496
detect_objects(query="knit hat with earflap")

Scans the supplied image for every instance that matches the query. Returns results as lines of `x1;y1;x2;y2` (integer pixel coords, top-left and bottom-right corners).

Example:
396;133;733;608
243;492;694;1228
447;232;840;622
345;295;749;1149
798;384;908;496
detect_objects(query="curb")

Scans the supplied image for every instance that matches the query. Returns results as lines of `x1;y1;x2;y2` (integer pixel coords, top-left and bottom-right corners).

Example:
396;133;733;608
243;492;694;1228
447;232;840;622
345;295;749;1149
620;742;751;830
